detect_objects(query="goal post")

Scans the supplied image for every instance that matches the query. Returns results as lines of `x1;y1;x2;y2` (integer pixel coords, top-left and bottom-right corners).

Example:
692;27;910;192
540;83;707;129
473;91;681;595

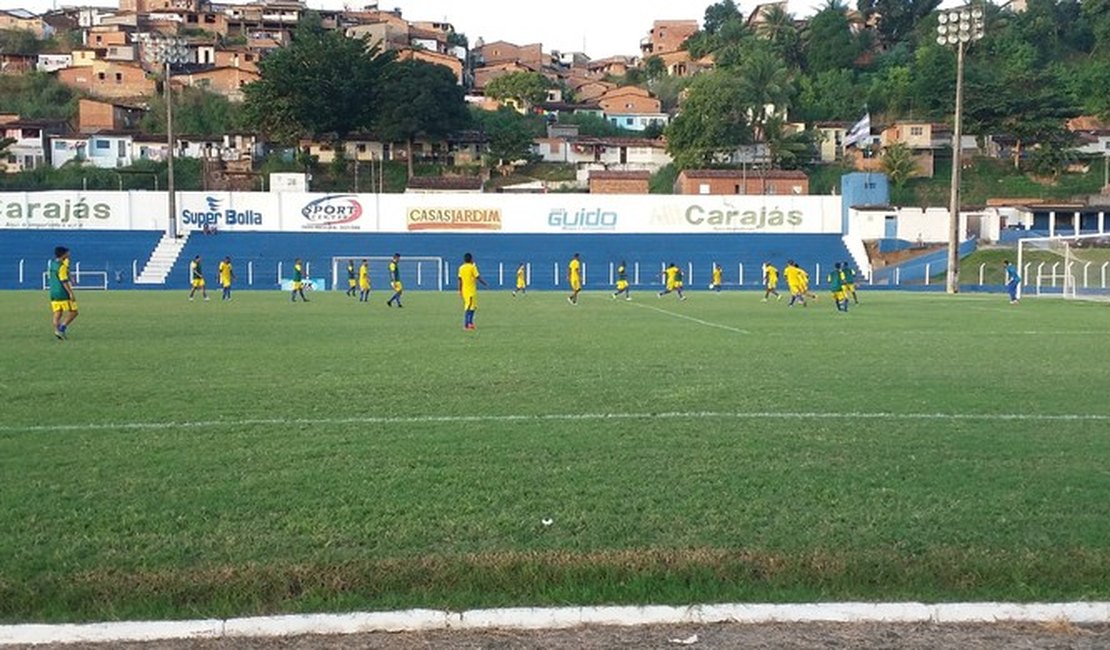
1017;234;1110;300
330;256;445;292
41;265;109;291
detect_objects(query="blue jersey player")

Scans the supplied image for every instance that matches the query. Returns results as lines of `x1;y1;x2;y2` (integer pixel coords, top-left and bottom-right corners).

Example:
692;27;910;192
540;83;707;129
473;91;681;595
1004;260;1021;304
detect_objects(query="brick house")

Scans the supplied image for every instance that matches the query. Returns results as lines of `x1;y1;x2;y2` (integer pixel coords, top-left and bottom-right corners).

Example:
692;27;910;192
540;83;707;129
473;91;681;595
213;48;261;72
640;20;699;56
56;61;155;99
398;48;463;83
473;61;537;92
675;169;810;195
0;9;49;38
598;86;669;133
77;98;146;133
174;67;260;102
478;40;544;68
0;53;37;75
86;26;130;48
589;170;651;194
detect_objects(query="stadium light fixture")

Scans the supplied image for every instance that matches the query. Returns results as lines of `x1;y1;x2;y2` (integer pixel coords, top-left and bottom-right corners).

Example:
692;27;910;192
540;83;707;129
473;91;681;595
936;4;986;294
142;34;190;240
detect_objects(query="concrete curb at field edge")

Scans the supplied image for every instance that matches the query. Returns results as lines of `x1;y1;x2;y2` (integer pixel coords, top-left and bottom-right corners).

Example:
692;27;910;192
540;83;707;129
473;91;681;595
3;602;1110;646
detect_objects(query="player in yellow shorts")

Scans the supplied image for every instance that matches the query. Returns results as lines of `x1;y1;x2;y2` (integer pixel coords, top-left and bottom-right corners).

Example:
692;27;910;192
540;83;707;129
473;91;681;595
762;261;781;302
512;262;527;297
218;256;234;301
841;261;859;305
458;252;489;330
358;259;371;302
612;260;631;300
386;253;404;308
345;260;358;298
291;258;308;302
784;260;806;307
48;246;78;340
188;255;208;301
710;262;723;292
567;253;582;305
658;262;687;300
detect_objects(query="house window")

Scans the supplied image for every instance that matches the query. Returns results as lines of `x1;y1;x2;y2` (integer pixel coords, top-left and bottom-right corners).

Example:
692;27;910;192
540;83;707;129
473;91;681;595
734;184;741;194
910;126;924;136
97;72;105;81
54;141;68;150
95;140;110;150
115;72;122;84
699;183;710;195
865;182;876;189
625;118;633;126
356;144;366;152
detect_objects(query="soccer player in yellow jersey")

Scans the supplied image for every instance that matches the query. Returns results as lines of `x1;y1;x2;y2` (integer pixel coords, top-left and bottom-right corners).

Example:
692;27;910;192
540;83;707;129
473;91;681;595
188;255;208;301
784;260;806;307
798;265;818;301
48;246;78;340
658;262;687;300
218;256;234;301
386;253;404;308
762;261;781;302
512;262;527;297
458;252;488;330
567;253;582;305
346;260;358;298
612;260;631;300
358;259;371;302
710;262;723;292
291;258;308;302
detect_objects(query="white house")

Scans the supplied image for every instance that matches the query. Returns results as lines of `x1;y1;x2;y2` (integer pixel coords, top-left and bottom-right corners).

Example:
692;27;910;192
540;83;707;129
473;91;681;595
534;136;672;172
36;53;73;72
605;112;670;133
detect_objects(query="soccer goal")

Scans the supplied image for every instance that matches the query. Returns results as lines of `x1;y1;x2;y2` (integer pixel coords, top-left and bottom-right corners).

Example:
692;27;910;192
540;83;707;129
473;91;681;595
41;266;109;291
1017;234;1110;300
330;256;446;292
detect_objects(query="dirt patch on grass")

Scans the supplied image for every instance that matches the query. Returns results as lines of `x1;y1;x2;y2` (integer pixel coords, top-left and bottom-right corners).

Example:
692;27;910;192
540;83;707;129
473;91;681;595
9;623;1110;650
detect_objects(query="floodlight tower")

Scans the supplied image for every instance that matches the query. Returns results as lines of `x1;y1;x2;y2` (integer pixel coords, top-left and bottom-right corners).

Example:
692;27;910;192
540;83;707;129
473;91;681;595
142;34;189;239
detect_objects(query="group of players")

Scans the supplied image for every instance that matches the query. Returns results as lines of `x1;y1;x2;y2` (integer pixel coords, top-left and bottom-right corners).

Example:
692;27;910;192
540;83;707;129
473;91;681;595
44;246;862;339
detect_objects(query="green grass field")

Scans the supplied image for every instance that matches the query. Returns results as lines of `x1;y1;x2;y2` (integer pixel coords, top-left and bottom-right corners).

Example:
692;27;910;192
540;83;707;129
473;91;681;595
2;289;1109;623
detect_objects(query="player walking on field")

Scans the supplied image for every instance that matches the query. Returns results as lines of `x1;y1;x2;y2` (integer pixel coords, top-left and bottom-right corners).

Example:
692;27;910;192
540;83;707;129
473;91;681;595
841;261;859;305
358;259;371;302
710;262;723;292
512;262;527;297
291;258;309;302
762;261;781;302
48;246;78;340
188;255;209;301
567;253;583;305
386;253;404;308
1004;260;1021;304
612;260;631;300
784;261;806;307
345;260;358;298
218;256;234;301
658;262;687;300
458;253;488;330
829;263;849;313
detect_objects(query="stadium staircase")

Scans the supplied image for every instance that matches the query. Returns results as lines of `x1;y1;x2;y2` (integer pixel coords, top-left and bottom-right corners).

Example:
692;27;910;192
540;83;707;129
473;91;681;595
135;232;189;286
842;234;873;281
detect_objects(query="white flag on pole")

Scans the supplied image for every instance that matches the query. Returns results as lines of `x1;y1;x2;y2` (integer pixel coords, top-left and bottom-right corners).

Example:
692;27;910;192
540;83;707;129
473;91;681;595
843;112;871;148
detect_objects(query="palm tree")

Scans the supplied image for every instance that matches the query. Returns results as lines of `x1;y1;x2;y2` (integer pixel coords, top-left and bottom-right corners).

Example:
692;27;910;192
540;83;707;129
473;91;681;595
735;47;792;140
764;116;813;169
758;5;802;68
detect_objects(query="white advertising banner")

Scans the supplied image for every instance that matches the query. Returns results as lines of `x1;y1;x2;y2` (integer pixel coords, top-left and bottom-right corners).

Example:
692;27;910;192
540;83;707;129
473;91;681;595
0;192;131;230
0;192;845;235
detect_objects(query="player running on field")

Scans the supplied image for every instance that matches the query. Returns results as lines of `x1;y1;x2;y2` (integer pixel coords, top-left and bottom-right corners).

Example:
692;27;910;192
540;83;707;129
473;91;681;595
188;255;208;301
762;261;781;302
567;253;583;305
291;258;309;302
710;262;723;292
512;262;527;297
798;264;818;301
458;252;489;330
829;263;849;312
612;260;631;300
346;260;358;298
218;256;234;301
358;259;371;302
386;253;404;308
841;261;859;305
48;246;78;340
1004;259;1021;304
659;262;687;300
784;261;806;307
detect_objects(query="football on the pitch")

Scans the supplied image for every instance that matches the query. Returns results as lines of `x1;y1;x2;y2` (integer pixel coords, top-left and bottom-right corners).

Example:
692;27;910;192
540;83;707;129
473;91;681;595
707;283;713;289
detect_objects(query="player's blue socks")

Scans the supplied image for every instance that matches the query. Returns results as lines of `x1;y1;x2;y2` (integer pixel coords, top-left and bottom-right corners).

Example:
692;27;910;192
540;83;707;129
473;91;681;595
58;324;67;333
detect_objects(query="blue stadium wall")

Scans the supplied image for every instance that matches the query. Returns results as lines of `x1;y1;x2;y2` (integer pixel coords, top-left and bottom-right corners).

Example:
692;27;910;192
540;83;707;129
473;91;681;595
1;230;854;291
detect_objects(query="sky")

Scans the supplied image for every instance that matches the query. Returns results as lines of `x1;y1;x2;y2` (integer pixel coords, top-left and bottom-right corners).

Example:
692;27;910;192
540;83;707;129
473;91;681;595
14;0;966;58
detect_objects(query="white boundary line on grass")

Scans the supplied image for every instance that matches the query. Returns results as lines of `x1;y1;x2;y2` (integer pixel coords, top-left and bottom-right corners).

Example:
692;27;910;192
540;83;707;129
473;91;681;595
3;602;1110;646
629;301;751;334
3;410;1110;433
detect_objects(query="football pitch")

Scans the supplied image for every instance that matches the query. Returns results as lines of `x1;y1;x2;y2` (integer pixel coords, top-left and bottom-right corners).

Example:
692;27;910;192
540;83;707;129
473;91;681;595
1;289;1109;624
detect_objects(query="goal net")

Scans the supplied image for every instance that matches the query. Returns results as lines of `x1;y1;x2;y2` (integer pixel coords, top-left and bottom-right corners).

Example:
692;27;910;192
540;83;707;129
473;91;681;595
330;256;445;292
1018;234;1110;300
41;265;109;291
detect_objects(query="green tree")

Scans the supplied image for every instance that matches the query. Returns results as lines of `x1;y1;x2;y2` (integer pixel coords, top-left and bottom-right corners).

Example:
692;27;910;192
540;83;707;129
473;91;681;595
1029;135;1078;180
241;12;394;143
556;112;633;137
857;0;942;49
375;59;469;177
734;45;792;138
643;55;667;81
763;116;813;169
484;71;553;110
796;70;861;122
880;142;918;188
472;108;542;167
703;0;743;35
0;72;78;121
665;69;752;169
804;1;861;74
141;87;241;135
757;5;803;69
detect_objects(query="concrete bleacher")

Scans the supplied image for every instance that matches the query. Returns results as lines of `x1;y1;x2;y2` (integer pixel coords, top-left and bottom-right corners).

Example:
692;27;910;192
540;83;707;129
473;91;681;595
3;230;854;291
